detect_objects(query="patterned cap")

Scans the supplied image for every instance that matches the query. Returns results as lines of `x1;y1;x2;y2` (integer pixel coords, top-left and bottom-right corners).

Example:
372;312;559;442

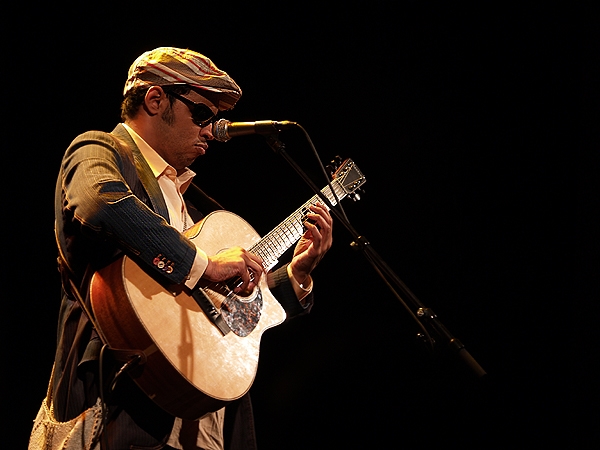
123;47;242;111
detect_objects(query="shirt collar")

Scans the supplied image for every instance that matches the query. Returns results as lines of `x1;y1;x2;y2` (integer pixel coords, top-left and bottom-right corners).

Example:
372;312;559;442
122;123;196;191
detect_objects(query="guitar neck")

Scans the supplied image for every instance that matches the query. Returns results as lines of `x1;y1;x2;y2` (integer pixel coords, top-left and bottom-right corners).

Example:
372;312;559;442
250;179;345;270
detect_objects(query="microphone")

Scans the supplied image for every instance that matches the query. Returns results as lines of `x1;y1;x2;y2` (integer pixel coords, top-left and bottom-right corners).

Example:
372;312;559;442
212;119;297;142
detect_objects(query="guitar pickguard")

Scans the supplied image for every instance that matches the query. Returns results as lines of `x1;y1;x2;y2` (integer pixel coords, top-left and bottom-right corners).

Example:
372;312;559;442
221;288;263;337
203;281;263;337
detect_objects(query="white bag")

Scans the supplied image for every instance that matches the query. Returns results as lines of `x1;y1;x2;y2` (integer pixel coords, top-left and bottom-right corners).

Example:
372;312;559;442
28;365;104;450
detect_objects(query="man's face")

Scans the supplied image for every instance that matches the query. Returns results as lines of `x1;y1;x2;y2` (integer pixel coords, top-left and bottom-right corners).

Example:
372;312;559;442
153;88;219;173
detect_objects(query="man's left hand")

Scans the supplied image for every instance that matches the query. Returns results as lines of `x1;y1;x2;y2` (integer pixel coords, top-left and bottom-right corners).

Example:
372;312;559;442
289;202;333;285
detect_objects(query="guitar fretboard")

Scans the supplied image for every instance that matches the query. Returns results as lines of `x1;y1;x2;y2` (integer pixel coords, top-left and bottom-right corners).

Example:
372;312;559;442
250;179;345;270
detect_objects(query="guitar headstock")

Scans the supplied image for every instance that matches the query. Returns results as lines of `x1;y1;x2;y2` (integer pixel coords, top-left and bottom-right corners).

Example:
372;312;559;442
328;156;366;201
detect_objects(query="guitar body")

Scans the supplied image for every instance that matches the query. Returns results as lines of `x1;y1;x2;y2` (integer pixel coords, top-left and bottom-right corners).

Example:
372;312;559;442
90;211;286;420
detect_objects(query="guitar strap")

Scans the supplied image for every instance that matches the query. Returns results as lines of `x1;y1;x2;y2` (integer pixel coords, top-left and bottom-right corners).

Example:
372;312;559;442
184;182;225;220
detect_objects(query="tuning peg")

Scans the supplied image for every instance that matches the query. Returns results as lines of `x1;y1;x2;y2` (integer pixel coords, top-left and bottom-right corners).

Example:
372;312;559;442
349;188;365;201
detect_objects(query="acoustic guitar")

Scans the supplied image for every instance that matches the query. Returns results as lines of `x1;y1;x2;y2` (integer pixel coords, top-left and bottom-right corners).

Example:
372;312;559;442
90;158;366;419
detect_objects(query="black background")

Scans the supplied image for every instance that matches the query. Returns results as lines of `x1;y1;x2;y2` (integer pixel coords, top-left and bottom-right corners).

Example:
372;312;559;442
5;2;597;448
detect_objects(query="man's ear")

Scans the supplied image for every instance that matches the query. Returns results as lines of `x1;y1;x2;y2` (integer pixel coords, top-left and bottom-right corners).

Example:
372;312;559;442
143;86;167;116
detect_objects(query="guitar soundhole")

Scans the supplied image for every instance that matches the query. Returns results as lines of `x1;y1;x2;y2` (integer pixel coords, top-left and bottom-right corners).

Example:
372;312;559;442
220;288;263;337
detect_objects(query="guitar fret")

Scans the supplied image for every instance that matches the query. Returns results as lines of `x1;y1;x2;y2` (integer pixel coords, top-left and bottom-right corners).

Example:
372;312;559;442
249;176;351;271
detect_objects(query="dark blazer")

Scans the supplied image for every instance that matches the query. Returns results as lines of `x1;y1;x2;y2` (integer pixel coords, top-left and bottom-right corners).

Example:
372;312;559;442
51;124;312;449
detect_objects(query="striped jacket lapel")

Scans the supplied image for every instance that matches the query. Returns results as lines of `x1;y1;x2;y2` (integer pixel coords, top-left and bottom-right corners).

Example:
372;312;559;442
110;124;170;223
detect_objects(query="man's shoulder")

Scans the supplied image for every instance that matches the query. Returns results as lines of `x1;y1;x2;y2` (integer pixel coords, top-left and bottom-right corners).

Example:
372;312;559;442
67;125;135;158
70;124;127;146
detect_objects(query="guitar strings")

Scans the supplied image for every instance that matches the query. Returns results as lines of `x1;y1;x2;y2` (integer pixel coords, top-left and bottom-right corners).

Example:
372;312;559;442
249;179;344;271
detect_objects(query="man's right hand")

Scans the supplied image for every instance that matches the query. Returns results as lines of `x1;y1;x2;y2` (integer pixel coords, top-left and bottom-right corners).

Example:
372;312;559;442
203;247;264;293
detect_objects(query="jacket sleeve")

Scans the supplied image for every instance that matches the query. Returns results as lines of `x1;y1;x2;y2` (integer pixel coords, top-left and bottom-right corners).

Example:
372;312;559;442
268;265;314;318
56;130;197;285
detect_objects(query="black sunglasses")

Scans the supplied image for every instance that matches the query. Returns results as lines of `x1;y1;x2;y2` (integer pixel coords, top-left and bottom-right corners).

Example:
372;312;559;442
165;90;217;127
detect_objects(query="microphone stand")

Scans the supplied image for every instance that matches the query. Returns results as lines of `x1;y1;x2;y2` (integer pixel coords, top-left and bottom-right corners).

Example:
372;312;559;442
263;131;486;378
